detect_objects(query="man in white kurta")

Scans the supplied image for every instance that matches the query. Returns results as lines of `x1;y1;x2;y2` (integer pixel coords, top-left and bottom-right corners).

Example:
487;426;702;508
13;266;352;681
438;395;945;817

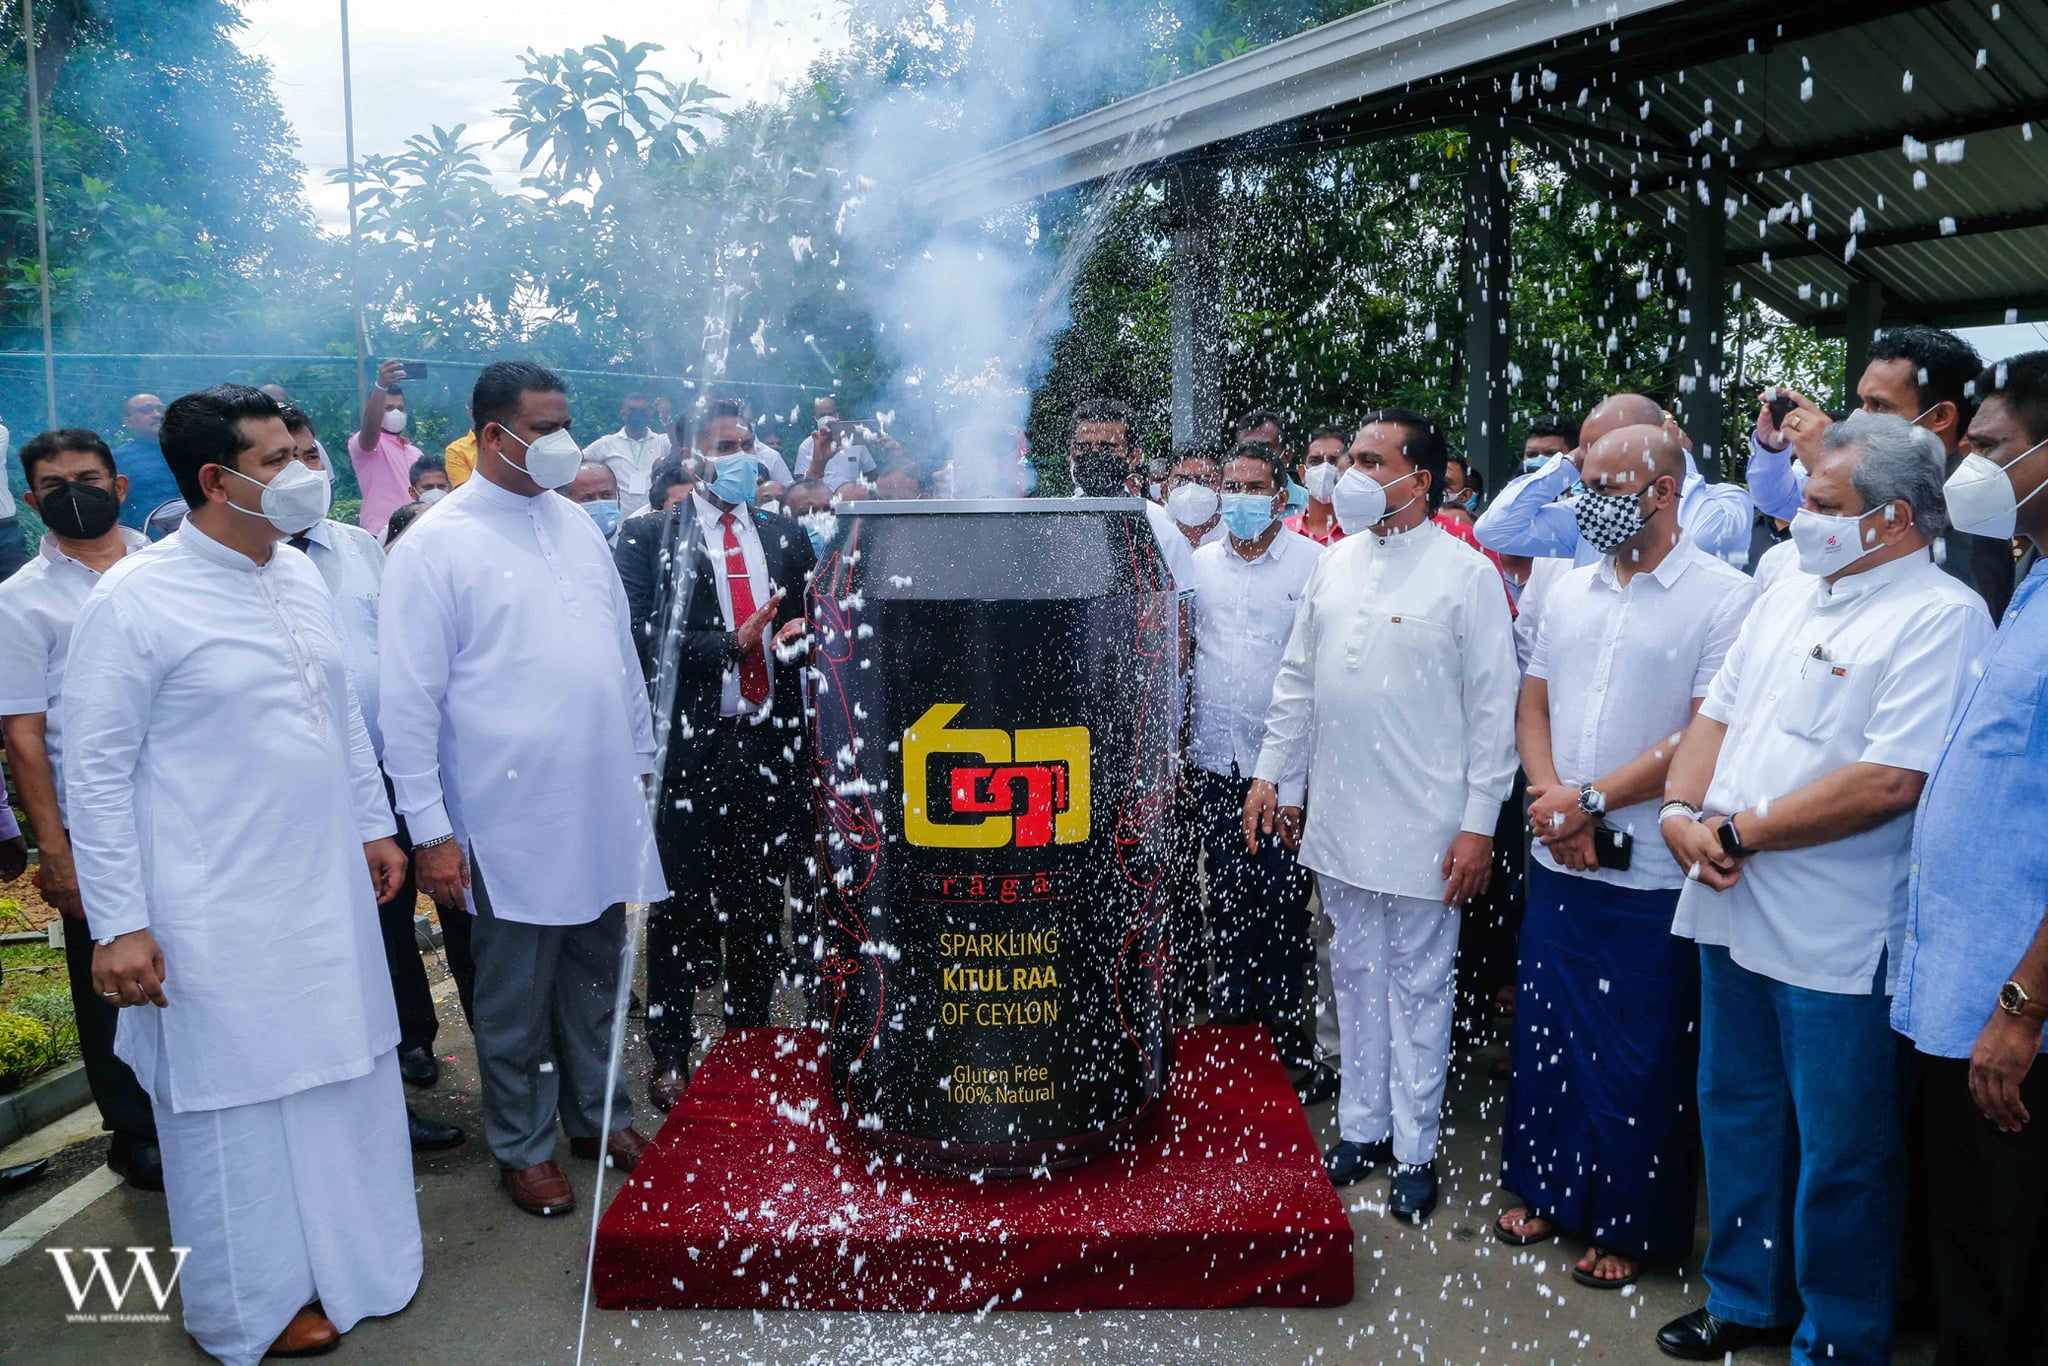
378;360;668;1219
1248;411;1518;1225
64;384;418;1364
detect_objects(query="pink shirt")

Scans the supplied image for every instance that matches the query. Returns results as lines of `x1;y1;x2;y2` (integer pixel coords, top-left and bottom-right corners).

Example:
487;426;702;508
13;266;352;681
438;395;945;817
351;432;425;537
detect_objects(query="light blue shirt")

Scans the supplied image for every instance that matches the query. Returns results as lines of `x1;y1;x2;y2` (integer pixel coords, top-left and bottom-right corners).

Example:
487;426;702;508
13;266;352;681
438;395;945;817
1473;450;1756;567
1893;564;2048;1058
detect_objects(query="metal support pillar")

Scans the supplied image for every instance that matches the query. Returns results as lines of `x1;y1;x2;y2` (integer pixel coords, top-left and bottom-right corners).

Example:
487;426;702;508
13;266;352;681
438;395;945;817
1676;166;1728;478
1168;168;1223;448
1462;118;1513;491
1843;280;1885;405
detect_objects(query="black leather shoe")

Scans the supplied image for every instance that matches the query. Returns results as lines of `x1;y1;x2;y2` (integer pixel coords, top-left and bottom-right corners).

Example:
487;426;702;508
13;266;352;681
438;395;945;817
398;1045;439;1088
1292;1062;1340;1106
1655;1308;1789;1360
0;1158;49;1197
107;1133;165;1192
407;1106;466;1152
1388;1161;1438;1224
1323;1138;1393;1186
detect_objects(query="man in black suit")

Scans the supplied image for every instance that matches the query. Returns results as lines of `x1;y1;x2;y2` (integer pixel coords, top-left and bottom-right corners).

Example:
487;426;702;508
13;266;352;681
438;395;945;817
615;400;816;1112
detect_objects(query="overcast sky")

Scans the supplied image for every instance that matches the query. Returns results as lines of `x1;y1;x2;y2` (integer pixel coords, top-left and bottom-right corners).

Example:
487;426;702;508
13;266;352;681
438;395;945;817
237;0;851;232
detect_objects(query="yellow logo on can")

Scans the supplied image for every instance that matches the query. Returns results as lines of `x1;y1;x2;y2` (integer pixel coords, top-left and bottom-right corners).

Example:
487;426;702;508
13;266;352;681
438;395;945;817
903;703;1090;848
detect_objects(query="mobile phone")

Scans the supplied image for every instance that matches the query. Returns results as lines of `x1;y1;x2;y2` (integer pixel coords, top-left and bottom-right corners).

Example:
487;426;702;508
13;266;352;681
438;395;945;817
400;360;431;379
1594;827;1633;872
1767;392;1796;429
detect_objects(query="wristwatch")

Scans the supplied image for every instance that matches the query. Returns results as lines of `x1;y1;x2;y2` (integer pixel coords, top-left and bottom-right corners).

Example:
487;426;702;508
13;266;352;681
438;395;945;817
1578;783;1607;818
1999;979;2048;1022
1716;813;1753;860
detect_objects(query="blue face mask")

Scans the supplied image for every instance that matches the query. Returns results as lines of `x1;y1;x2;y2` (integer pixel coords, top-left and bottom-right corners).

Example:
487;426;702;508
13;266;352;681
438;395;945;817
800;511;836;559
708;454;759;506
1219;491;1279;541
1285;478;1309;514
583;498;621;537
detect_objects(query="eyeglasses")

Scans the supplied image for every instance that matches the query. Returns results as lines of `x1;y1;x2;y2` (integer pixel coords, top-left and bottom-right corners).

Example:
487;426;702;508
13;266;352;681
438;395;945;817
1166;470;1222;490
1070;441;1124;459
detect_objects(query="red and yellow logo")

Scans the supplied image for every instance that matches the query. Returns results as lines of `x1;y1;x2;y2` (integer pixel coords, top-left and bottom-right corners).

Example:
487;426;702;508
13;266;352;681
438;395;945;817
903;703;1090;849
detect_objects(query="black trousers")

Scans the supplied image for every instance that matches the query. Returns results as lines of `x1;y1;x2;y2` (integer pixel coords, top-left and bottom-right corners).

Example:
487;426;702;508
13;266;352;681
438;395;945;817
375;778;437;1053
648;720;796;1066
61;913;155;1139
1921;1052;2048;1366
1191;767;1312;1033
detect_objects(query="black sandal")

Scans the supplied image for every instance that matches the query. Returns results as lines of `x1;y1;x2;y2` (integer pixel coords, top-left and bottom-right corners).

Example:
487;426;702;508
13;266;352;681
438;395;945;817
1570;1248;1641;1289
1493;1208;1557;1246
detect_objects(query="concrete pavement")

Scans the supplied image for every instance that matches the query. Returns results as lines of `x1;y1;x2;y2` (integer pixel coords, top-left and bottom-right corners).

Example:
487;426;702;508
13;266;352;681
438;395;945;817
0;967;1931;1364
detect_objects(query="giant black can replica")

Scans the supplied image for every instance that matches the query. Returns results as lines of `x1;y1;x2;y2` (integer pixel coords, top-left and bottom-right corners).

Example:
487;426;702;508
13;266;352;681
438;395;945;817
808;499;1177;1175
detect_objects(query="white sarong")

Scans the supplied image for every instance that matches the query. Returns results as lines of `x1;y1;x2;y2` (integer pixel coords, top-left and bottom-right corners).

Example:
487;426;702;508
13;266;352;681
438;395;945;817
153;1048;421;1365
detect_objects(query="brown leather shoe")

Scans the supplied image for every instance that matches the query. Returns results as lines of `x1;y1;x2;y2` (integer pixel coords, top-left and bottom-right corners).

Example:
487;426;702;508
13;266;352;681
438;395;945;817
649;1066;689;1113
266;1304;340;1357
501;1160;575;1216
569;1126;650;1174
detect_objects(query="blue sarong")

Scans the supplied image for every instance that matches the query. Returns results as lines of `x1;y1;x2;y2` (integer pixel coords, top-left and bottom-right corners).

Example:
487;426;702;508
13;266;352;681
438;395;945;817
1502;861;1700;1263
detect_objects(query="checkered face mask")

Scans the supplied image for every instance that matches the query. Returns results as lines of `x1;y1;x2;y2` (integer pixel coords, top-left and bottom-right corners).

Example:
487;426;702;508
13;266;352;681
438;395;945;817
1573;485;1652;554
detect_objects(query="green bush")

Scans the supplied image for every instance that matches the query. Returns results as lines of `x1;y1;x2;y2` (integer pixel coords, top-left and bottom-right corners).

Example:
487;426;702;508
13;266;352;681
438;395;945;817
0;989;80;1084
0;1013;46;1078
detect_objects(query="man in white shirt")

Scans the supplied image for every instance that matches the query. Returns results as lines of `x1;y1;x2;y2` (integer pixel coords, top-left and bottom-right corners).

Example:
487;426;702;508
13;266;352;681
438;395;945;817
1063;398;1203;589
1186;442;1326;1090
1653;412;1993;1365
379;361;669;1219
795;395;875;491
1475;392;1755;567
276;406;467;1155
67;384;418;1362
1493;425;1757;1288
1245;408;1518;1223
0;428;160;1190
583;391;673;517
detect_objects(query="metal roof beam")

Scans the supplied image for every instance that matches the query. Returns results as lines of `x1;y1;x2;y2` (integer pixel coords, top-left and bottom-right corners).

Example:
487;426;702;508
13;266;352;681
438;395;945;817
1728;206;2048;266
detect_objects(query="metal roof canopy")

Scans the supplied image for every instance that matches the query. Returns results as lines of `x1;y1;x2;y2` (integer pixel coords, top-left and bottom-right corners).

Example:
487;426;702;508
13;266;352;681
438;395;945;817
914;0;2048;335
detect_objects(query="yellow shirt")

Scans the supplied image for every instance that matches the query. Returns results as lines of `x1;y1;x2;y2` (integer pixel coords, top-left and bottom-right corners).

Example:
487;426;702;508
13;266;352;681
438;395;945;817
445;431;477;486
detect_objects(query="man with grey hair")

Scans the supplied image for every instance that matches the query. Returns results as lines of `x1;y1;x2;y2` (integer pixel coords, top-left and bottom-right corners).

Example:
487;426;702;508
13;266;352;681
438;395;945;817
1649;410;1993;1363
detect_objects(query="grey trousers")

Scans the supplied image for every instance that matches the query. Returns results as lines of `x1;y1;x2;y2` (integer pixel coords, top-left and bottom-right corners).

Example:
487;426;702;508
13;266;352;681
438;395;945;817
468;865;633;1169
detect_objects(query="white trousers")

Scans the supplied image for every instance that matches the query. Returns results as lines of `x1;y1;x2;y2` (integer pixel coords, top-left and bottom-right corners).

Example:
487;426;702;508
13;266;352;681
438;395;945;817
153;1048;422;1366
1321;877;1460;1166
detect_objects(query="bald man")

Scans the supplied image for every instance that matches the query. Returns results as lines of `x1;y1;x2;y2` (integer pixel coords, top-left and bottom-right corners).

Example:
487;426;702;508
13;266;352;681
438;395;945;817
111;393;178;531
1496;424;1756;1287
1475;393;1753;568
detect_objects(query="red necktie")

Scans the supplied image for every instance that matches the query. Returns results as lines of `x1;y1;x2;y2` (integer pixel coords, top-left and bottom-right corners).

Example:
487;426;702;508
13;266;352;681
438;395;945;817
721;512;771;707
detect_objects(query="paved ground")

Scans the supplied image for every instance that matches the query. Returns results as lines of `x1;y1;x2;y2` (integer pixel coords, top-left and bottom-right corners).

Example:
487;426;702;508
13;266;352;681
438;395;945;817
0;944;1932;1365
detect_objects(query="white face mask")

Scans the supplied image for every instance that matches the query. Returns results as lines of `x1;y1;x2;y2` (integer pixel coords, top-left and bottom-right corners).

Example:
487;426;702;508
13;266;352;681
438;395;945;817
1943;436;2048;540
1330;466;1418;534
303;459;332;487
381;407;409;436
222;460;332;535
1302;462;1340;503
419;486;448;505
496;426;583;490
1790;504;1889;578
1165;482;1220;528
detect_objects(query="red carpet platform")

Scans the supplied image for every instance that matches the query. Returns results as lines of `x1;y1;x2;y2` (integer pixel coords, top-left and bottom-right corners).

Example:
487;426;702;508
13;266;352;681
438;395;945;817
594;1024;1355;1311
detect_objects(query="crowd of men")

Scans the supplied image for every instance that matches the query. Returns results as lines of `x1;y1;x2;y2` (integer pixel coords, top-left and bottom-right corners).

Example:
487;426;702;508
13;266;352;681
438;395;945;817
0;320;2043;1365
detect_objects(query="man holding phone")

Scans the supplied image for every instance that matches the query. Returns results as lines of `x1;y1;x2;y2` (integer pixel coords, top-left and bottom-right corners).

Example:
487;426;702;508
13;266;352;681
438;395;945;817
1748;325;2014;619
1493;424;1756;1290
798;396;878;491
352;359;429;538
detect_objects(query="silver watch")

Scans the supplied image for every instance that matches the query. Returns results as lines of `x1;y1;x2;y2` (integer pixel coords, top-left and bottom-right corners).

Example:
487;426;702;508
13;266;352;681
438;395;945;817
1578;782;1607;817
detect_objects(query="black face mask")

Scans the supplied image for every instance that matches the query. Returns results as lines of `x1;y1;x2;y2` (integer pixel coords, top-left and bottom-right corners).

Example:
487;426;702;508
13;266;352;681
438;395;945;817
39;479;121;540
1070;449;1132;498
